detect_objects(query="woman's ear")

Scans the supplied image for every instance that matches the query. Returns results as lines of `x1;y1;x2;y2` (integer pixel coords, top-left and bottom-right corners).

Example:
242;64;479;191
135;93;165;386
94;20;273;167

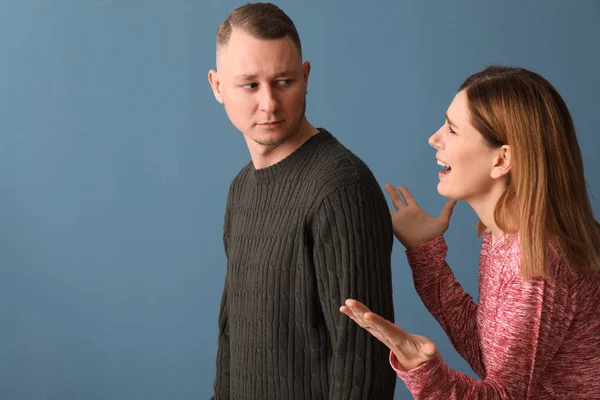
490;145;511;179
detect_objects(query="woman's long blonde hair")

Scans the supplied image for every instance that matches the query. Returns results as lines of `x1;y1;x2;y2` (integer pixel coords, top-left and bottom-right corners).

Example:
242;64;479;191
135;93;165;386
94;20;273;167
461;66;600;278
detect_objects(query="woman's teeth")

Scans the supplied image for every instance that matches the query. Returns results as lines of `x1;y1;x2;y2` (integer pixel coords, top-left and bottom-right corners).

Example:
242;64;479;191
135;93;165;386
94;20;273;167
437;160;451;173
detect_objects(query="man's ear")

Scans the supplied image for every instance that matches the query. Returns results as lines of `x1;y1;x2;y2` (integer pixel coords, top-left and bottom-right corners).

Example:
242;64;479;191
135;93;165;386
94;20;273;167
490;145;511;179
302;61;311;94
208;70;224;104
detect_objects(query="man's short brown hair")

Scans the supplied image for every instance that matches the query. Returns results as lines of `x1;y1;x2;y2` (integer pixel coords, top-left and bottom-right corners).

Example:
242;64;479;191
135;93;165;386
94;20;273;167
216;3;302;56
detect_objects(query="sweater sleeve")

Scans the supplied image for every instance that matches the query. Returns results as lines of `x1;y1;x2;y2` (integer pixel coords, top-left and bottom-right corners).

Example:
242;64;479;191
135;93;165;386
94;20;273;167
392;263;576;399
405;236;484;377
212;283;230;400
212;195;232;400
311;183;396;400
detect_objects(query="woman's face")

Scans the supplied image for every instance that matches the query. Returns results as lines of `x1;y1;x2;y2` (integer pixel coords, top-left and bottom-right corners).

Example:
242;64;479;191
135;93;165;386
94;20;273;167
429;90;506;203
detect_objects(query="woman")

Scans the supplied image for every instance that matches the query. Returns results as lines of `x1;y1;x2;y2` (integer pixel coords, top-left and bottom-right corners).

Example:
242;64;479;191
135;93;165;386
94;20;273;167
341;66;600;399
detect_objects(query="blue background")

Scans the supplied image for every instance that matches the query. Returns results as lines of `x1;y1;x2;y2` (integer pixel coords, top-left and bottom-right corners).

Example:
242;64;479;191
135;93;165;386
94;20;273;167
1;1;598;399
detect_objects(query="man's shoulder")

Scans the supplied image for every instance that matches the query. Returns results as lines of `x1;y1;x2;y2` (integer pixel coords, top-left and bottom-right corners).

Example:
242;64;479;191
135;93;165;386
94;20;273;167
310;130;381;193
226;161;253;195
305;131;390;227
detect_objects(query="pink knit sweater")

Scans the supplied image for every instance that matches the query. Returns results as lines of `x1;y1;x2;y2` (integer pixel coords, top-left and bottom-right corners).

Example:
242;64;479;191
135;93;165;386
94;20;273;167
392;231;600;399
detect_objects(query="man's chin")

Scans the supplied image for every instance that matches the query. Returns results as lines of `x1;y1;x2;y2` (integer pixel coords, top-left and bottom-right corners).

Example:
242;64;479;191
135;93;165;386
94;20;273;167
253;137;287;147
248;117;306;148
250;129;290;147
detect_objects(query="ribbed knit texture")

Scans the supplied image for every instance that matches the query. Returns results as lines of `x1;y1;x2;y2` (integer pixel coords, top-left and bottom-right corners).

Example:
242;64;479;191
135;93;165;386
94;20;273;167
213;129;396;400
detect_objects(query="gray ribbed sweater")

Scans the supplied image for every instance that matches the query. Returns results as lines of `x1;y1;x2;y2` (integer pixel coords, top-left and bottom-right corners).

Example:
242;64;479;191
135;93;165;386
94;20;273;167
213;129;396;399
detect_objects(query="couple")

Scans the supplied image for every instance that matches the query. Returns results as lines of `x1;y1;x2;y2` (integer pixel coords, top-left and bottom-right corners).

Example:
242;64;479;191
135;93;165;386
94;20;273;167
208;3;600;399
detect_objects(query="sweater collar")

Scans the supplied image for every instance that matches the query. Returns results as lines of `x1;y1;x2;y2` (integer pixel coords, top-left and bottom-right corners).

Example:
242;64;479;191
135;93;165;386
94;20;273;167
252;128;333;184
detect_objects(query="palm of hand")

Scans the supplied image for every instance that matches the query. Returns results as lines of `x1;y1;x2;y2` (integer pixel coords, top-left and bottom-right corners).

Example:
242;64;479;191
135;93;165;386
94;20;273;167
385;184;456;249
340;299;437;371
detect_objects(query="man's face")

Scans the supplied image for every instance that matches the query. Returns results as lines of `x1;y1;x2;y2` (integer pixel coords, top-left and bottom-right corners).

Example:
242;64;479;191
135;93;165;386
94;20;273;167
209;28;311;148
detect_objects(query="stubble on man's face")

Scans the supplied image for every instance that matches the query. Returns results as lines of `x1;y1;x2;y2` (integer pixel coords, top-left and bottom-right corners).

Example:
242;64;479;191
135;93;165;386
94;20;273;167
215;29;308;150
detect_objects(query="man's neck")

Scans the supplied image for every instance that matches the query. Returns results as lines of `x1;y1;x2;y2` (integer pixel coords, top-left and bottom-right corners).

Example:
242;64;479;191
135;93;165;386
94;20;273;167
247;119;319;170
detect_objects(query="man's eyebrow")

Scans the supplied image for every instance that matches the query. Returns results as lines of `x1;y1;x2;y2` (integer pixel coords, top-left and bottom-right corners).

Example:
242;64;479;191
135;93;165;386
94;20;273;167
273;70;295;78
234;74;257;81
233;71;296;80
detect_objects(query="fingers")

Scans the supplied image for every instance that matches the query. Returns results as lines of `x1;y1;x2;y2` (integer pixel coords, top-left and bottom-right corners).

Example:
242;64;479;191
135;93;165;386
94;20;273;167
343;299;372;327
340;299;378;330
340;305;363;326
340;300;394;349
439;199;457;222
344;298;368;311
396;186;418;207
341;299;405;346
362;311;408;341
385;184;405;210
341;299;439;366
340;304;374;333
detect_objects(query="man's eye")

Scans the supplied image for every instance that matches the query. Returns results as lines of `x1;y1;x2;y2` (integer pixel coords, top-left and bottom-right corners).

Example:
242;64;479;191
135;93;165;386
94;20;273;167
242;83;258;89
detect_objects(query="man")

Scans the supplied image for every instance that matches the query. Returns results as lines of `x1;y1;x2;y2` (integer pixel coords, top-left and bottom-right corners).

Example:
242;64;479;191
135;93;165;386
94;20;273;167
208;3;396;399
